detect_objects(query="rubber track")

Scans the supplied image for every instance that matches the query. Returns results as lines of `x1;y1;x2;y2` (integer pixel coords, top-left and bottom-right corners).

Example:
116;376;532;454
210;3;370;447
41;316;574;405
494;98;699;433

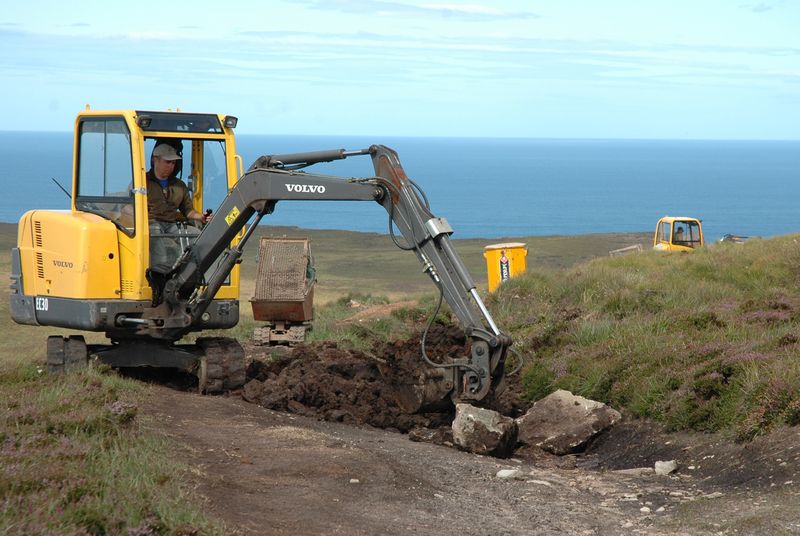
197;337;246;394
252;327;271;346
46;336;88;374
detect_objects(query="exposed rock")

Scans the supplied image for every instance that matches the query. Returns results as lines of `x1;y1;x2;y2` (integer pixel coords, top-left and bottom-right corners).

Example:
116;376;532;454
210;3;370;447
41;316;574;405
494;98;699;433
516;390;621;455
452;403;518;458
408;426;453;446
655;460;678;475
496;469;523;480
612;467;654;476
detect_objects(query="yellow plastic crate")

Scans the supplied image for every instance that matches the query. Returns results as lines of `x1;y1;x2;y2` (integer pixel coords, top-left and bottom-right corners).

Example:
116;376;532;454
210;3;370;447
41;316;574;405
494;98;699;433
483;242;527;292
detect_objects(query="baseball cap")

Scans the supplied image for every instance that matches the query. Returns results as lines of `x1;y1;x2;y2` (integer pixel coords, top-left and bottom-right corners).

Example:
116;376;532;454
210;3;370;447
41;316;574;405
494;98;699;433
153;144;182;161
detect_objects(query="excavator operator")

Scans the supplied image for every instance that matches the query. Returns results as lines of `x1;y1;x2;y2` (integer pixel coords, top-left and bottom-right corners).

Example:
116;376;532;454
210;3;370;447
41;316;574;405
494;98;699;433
147;142;210;266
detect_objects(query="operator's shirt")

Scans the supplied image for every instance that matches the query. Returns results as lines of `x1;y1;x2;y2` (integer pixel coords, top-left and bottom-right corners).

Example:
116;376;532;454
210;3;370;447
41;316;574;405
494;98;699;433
146;170;194;223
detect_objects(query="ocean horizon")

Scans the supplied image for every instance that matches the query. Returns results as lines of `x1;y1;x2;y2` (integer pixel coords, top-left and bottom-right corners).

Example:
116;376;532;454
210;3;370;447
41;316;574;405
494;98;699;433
2;131;798;241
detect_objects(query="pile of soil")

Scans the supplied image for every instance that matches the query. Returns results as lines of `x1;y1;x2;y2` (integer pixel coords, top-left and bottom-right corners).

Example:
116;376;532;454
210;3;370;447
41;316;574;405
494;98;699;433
241;323;480;432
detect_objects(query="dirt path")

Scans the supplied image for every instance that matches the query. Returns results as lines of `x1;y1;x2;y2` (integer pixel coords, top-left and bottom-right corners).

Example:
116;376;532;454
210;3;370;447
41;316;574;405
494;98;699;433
143;387;643;535
138;324;800;535
142;387;800;536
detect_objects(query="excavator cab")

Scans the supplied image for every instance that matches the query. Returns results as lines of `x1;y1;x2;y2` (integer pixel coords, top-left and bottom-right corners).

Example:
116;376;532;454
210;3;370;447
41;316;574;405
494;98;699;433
11;110;245;389
13;110;242;322
653;216;704;252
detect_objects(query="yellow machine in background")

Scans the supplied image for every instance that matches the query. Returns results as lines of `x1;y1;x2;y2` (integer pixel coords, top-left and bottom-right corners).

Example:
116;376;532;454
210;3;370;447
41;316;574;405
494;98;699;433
653;216;704;252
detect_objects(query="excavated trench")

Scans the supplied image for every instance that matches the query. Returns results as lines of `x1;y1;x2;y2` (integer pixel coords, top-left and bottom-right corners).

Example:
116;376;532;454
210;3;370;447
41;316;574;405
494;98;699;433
121;323;527;452
240;323;526;436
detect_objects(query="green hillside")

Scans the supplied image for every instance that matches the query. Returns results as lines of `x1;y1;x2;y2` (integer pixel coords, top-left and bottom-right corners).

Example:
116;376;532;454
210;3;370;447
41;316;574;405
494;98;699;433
486;235;800;440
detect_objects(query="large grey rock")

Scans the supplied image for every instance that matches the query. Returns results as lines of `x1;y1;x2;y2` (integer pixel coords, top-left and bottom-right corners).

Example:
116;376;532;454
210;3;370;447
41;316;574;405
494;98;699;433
655;460;678;475
516;389;621;455
452;403;518;458
496;469;524;480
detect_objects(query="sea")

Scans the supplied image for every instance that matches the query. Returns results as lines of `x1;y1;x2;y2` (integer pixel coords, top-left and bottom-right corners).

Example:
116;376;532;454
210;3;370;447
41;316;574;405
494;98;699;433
2;131;798;241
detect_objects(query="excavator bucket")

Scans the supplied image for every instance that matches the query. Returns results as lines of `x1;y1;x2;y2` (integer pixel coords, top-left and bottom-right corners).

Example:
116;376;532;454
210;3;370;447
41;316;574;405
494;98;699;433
387;369;456;414
251;237;315;345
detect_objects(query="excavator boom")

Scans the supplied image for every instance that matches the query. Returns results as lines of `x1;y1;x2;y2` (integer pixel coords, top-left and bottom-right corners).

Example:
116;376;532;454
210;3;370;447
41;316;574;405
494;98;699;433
149;145;511;406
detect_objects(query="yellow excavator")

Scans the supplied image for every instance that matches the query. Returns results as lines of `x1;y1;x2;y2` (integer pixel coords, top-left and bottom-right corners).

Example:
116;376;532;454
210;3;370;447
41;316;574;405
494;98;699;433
10;109;510;410
653;216;704;252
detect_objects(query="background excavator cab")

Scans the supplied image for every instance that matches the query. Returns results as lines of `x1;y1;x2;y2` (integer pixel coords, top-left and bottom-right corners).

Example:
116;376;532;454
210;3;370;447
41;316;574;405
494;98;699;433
653;216;704;252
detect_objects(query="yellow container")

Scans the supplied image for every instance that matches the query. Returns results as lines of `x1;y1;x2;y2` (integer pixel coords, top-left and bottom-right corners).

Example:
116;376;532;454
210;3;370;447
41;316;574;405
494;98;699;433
483;242;527;292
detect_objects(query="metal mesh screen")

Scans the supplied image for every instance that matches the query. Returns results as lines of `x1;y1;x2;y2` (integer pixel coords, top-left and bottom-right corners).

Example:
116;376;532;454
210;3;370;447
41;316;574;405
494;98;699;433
253;237;309;301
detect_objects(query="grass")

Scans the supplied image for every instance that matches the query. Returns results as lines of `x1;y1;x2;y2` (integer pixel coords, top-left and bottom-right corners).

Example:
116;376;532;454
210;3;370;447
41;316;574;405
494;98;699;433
1;364;226;535
487;235;800;439
250;225;651;302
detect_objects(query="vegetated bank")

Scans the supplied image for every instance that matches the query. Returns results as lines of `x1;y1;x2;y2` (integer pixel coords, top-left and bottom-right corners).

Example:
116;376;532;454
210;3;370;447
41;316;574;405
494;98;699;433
485;234;800;441
244;233;800;444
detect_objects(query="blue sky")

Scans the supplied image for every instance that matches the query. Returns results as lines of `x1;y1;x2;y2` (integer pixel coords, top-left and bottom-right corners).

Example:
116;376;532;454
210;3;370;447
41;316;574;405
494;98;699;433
1;0;797;139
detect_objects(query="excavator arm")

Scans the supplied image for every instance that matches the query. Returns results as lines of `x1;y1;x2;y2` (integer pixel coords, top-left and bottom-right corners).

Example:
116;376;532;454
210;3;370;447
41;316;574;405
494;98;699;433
151;145;511;406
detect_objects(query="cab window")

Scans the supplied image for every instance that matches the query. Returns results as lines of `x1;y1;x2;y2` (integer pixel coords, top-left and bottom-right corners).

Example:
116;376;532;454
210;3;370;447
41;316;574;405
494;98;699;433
658;221;670;242
672;221;702;248
672;223;688;244
142;137;231;285
142;137;228;215
685;221;702;247
76;118;135;235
